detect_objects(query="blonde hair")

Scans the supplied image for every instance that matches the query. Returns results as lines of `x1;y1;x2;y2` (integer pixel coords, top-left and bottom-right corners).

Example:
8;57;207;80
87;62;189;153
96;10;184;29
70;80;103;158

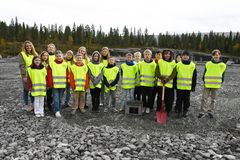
134;52;142;57
47;43;56;49
100;46;110;62
22;40;38;56
143;49;152;56
78;46;89;59
40;51;49;62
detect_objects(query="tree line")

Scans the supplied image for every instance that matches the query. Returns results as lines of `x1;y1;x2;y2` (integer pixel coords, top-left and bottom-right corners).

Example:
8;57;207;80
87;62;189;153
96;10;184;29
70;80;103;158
0;17;240;57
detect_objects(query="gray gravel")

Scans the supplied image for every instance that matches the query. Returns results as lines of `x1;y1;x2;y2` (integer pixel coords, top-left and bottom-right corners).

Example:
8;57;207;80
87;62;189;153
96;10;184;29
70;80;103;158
0;59;240;159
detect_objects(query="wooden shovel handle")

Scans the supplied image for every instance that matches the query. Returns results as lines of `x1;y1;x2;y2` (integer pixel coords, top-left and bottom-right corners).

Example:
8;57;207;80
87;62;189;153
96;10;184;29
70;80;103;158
161;85;165;101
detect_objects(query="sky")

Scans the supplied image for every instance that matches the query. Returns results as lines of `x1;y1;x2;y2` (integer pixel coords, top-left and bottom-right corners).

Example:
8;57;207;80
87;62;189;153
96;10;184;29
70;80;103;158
0;0;239;34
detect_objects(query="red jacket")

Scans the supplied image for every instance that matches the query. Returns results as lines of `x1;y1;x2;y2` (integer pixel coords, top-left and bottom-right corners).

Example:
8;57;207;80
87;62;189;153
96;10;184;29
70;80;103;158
47;60;68;88
69;63;89;91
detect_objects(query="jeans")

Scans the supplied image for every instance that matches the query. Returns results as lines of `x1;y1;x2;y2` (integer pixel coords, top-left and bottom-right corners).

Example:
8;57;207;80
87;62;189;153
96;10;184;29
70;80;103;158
64;83;71;105
23;89;34;105
120;88;134;109
52;88;65;112
104;90;116;109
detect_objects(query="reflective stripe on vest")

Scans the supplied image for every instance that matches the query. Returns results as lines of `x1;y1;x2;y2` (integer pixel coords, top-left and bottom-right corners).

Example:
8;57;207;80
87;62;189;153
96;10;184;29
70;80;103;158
103;66;119;92
21;51;34;70
88;62;104;89
176;61;195;90
27;68;47;96
139;61;156;87
204;61;226;89
121;63;138;89
70;64;88;91
157;59;176;88
50;61;68;88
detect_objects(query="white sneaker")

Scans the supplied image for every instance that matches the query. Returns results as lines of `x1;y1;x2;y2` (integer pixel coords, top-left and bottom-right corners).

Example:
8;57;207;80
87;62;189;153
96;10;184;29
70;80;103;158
55;111;61;118
35;114;41;117
145;108;150;114
142;107;146;113
104;108;108;113
40;113;44;117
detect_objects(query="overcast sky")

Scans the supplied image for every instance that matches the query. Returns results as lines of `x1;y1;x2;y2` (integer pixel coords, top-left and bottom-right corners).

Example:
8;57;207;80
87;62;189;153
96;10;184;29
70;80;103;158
0;0;239;34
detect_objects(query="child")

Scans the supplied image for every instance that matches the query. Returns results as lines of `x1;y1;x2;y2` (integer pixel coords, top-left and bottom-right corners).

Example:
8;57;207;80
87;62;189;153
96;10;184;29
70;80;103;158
70;54;89;114
64;50;75;108
175;50;197;117
120;53;138;111
198;49;226;119
77;46;90;109
139;49;156;114
152;50;162;110
40;51;52;112
47;43;56;63
47;50;68;118
27;56;47;117
18;40;38;111
103;56;119;112
133;52;142;101
88;51;104;112
100;47;111;106
155;49;176;116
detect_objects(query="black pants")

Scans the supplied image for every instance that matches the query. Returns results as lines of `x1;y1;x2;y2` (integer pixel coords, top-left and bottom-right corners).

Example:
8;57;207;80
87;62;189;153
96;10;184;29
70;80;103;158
176;90;190;113
46;88;53;111
141;86;153;109
134;86;141;101
90;88;101;110
156;87;174;113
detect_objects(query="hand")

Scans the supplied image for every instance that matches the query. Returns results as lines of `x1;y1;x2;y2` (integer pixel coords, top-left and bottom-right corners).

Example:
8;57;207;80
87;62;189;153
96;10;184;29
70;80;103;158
23;77;27;83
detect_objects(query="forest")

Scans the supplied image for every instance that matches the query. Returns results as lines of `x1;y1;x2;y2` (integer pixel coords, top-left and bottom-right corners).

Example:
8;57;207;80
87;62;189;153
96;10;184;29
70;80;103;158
0;17;240;57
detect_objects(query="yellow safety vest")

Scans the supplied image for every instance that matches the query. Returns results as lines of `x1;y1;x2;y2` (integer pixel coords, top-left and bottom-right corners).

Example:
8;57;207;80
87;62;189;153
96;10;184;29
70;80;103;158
103;66;119;92
135;61;141;86
21;51;34;70
65;60;74;83
176;61;196;90
121;63;138;89
102;59;108;67
139;61;156;87
48;55;55;63
70;64;88;91
157;59;176;88
204;61;226;89
88;62;104;89
27;68;47;96
50;61;68;88
82;57;90;65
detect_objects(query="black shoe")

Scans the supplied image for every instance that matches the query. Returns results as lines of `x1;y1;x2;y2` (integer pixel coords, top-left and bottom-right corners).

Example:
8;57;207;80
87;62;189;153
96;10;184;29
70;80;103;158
208;112;214;119
198;113;205;118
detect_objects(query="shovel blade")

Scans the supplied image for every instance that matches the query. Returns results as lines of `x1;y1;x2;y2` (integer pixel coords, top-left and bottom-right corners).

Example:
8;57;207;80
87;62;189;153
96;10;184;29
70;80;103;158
156;111;167;125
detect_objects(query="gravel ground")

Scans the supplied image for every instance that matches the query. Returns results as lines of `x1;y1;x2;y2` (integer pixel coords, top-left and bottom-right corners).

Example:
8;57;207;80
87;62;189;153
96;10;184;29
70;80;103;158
0;58;240;160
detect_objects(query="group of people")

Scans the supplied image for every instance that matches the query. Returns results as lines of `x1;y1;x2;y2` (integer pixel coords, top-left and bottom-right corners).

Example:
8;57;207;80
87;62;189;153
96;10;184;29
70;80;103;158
18;40;226;120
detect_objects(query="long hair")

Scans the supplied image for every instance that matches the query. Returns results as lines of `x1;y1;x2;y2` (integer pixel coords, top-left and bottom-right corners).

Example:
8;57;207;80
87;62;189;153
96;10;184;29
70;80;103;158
22;40;38;56
40;51;49;64
100;46;110;62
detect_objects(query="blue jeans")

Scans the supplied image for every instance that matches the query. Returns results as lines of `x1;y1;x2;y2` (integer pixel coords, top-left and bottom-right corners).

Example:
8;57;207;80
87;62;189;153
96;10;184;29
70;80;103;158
52;88;65;112
64;83;71;105
104;90;116;108
120;88;134;109
23;89;34;105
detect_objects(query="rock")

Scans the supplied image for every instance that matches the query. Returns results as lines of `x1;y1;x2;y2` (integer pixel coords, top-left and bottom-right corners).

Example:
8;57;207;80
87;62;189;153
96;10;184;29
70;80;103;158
28;137;35;142
195;154;202;159
101;155;111;160
223;155;236;160
9;142;17;147
63;148;71;154
57;143;68;148
159;150;169;155
167;158;180;160
208;149;216;155
236;148;240;152
185;134;196;140
113;148;122;153
121;147;131;151
127;144;137;150
198;151;210;158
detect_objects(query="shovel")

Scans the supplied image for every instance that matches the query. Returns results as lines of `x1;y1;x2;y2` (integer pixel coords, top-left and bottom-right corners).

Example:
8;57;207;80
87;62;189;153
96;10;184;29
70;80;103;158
156;85;167;125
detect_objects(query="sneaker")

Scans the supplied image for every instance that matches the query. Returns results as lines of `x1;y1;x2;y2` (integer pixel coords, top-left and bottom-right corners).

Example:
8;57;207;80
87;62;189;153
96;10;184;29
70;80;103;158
71;109;76;115
35;114;41;117
25;105;34;112
142;107;146;113
80;109;86;113
119;108;125;112
55;111;61;118
145;108;150;114
100;103;103;107
63;103;70;108
84;105;89;109
208;112;214;119
198;113;205;118
40;113;44;117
